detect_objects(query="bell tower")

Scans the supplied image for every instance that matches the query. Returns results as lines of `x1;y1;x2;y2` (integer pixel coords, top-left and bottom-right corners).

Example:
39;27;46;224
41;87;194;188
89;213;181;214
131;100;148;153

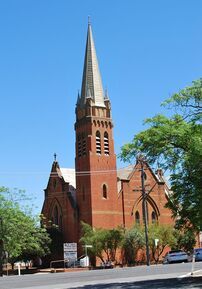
75;22;119;230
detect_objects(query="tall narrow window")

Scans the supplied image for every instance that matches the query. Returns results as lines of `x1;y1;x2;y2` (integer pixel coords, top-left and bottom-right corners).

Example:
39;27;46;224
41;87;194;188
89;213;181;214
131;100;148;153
104;132;109;155
103;184;107;199
53;179;57;190
135;211;140;224
151;211;157;223
54;206;59;225
78;135;82;157
82;134;86;156
59;215;62;230
96;131;101;154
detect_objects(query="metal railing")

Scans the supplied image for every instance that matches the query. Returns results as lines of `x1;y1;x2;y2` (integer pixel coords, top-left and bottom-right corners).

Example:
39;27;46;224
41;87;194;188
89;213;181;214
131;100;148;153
50;259;66;269
50;255;86;270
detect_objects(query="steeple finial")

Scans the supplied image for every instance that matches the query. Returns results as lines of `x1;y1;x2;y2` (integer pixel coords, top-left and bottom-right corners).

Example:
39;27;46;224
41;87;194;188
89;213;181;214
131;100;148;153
54;153;57;162
76;90;80;105
88;15;91;25
104;88;109;100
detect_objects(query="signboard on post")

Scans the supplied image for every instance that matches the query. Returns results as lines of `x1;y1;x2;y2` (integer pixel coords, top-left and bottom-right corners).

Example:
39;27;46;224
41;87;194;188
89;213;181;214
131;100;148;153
63;243;77;262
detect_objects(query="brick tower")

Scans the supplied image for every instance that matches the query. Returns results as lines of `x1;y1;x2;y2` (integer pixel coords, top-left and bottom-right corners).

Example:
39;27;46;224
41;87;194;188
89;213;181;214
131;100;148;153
75;22;119;230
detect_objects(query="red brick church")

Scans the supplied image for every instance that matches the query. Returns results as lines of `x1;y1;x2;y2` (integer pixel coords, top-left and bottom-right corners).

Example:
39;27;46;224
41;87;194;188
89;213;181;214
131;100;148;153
41;23;173;255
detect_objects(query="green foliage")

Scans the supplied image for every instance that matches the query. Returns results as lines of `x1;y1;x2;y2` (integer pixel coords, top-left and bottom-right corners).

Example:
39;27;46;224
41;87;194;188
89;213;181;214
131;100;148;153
80;222;105;262
0;187;51;265
100;228;123;262
148;224;177;264
120;79;202;231
173;229;196;253
162;78;202;122
121;226;145;265
80;222;123;263
80;223;147;266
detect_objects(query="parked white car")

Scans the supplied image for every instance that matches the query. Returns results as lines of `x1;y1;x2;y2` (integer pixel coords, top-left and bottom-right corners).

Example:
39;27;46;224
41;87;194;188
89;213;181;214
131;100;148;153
194;248;202;261
163;250;188;264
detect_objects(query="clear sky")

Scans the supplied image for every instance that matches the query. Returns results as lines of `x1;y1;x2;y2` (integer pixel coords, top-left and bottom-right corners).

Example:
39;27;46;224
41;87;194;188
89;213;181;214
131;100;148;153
0;0;201;214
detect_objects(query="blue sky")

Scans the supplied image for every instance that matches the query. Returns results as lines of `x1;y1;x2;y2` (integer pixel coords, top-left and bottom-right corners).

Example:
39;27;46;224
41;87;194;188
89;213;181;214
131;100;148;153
0;0;201;214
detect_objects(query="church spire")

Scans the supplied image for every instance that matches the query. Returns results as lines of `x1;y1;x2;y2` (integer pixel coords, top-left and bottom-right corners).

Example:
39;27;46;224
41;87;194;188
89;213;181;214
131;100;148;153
79;22;105;108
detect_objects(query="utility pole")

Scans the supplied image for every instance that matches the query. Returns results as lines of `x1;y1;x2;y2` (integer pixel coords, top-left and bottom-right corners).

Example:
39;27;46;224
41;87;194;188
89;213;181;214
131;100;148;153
138;155;150;266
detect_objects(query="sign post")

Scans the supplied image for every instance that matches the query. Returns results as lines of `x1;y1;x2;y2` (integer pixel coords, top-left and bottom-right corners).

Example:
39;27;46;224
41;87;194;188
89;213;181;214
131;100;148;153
82;245;92;267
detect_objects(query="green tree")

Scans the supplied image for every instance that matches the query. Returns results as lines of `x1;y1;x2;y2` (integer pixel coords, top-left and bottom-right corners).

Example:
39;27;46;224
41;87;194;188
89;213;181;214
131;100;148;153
163;79;202;122
80;222;123;265
121;226;145;265
80;222;104;263
99;228;123;263
120;79;202;231
148;224;177;264
0;187;51;275
173;229;196;253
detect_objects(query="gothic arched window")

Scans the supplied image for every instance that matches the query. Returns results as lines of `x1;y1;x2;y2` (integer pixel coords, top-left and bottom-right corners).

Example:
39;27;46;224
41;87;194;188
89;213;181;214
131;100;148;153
96;131;101;154
135;211;140;224
104;132;109;155
102;184;107;199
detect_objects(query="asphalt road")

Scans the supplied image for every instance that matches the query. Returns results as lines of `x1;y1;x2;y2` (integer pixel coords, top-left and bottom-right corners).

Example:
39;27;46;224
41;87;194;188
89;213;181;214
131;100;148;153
0;262;202;289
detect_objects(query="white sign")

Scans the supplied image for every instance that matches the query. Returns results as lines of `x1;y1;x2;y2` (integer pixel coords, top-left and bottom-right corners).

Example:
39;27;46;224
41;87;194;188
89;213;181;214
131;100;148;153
63;243;77;252
63;243;77;261
64;251;77;261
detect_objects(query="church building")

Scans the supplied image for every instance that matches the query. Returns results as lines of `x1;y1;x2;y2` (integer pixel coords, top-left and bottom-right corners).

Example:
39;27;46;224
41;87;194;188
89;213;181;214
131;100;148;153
41;22;173;257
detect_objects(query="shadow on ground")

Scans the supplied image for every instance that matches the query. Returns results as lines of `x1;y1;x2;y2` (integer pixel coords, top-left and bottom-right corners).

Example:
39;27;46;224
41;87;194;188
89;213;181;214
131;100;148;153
69;277;202;289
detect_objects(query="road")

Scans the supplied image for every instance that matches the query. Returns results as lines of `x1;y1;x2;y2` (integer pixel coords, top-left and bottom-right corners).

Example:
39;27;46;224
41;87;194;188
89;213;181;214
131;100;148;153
0;262;202;289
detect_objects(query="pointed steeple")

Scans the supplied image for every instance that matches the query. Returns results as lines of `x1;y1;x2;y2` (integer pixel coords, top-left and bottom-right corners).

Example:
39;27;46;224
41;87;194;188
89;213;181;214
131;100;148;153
80;22;105;107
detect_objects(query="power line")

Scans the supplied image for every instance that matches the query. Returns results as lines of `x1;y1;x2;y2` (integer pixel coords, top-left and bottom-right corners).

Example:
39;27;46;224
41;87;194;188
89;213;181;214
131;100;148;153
0;167;154;176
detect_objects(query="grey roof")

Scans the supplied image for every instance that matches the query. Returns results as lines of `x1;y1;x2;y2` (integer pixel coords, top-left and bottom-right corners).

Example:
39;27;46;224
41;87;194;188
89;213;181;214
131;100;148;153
60;168;76;201
60;168;76;188
117;165;134;180
117;164;171;196
79;23;105;108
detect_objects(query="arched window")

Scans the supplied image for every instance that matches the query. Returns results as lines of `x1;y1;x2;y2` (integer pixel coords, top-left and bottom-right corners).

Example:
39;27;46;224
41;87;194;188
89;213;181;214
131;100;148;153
102;184;107;199
104;132;109;155
78;135;82;157
54;206;59;225
151;211;157;223
96;131;101;154
135;211;140;224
